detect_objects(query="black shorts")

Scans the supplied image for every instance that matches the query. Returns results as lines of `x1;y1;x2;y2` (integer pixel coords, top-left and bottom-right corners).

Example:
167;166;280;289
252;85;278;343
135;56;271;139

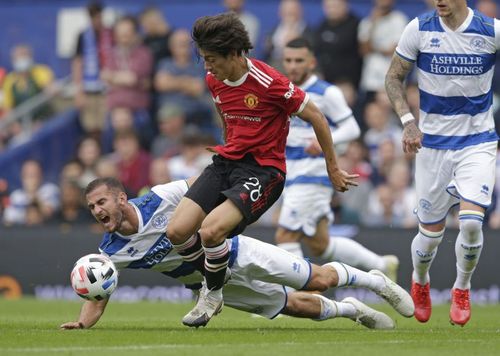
185;154;285;236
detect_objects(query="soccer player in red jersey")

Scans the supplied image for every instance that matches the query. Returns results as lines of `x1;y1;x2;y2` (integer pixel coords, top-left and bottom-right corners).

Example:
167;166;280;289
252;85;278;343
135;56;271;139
165;13;358;327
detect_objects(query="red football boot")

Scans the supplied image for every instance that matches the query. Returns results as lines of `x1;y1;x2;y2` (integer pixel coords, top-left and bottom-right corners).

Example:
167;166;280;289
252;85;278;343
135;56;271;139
411;280;431;322
450;288;471;326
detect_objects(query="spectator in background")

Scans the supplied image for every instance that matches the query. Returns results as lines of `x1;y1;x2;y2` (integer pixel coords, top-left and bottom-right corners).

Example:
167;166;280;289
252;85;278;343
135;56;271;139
72;1;113;136
138;157;172;196
154;29;213;129
370;138;397;186
151;104;186;158
363;101;402;168
139;6;173;68
2;44;54;120
94;157;119;179
166;132;215;181
75;136;102;188
264;0;313;70
101;15;154;140
358;0;407;102
51;179;93;225
110;129;151;196
3;160;60;225
314;0;362;90
223;0;260;47
60;160;84;184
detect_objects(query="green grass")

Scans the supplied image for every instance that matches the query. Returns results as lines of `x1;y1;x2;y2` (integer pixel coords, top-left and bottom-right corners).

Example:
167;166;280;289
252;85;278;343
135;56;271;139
1;299;500;356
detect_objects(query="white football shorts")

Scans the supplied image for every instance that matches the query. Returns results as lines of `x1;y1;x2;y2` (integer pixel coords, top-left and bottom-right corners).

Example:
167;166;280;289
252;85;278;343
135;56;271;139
415;141;497;224
223;235;312;318
278;184;334;236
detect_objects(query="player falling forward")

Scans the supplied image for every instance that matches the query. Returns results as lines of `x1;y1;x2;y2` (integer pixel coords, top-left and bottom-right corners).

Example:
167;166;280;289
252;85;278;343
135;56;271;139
61;178;414;330
275;37;399;281
165;13;358;328
385;0;499;326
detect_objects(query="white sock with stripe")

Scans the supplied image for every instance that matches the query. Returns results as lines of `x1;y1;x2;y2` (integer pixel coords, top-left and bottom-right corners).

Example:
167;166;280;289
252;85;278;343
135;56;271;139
411;225;444;285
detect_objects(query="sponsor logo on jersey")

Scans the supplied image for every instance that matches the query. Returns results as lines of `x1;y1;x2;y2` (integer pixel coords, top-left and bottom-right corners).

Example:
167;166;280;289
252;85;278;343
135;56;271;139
430;37;440;48
284;82;295;99
152;214;168;229
244;93;259;109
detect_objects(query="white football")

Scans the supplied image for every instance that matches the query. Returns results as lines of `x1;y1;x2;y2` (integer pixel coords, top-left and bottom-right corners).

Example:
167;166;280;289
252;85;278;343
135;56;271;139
70;254;118;301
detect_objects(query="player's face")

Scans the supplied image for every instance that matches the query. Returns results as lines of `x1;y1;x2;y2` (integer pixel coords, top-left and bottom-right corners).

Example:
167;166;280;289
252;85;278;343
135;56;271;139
282;47;315;86
86;185;126;233
199;49;237;81
434;0;465;17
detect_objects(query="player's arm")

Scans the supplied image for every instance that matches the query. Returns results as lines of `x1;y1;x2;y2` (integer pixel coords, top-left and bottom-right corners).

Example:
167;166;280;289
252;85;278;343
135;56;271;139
215;105;226;143
385;53;422;154
297;101;358;192
60;298;109;330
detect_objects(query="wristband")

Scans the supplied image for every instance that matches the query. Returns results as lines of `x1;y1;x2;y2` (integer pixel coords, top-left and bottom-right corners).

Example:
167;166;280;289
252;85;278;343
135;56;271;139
400;113;415;125
78;322;85;329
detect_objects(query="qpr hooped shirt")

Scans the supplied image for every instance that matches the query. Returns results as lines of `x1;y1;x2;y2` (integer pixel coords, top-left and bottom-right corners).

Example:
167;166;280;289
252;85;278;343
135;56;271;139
207;57;309;173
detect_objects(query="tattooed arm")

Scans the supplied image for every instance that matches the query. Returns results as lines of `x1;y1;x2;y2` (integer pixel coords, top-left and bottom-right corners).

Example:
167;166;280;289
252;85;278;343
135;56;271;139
385;54;423;154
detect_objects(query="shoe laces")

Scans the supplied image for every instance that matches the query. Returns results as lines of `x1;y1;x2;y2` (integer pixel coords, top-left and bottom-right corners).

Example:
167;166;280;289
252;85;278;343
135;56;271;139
413;284;429;305
453;289;470;310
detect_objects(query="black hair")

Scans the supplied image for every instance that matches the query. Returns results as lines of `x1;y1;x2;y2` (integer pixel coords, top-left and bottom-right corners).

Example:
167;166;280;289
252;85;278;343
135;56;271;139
285;37;314;52
192;12;253;57
84;177;125;196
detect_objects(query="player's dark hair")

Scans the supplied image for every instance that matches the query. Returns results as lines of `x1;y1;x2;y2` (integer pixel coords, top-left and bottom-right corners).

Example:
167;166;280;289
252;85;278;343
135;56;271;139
192;13;253;57
85;177;126;196
87;1;103;17
285;37;313;52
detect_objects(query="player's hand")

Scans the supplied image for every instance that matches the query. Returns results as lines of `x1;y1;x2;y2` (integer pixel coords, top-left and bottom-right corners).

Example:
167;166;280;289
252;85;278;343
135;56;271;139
328;168;359;192
305;139;322;156
402;120;423;154
60;321;84;330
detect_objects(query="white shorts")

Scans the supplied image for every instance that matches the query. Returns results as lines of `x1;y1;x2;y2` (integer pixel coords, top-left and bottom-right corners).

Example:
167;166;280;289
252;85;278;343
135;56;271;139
223;235;312;318
415;141;497;224
278;184;334;236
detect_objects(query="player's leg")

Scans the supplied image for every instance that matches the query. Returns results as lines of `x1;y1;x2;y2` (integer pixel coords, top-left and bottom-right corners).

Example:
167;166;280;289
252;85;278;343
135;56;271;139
305;263;414;317
182;200;243;327
411;146;454;322
449;142;495;326
281;292;394;329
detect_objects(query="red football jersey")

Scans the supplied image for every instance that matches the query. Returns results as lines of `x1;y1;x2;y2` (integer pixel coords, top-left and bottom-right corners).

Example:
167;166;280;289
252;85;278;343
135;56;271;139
206;58;308;173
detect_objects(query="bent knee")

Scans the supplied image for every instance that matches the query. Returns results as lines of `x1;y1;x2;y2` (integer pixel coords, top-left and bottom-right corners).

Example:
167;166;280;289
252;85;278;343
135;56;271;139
199;224;228;246
166;223;192;244
459;216;483;243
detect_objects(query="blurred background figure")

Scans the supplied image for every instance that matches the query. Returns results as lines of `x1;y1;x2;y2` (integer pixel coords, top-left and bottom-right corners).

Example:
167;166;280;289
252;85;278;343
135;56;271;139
2;44;54;121
72;1;113;136
223;0;260;48
151;104;186;158
3;160;60;225
110;129;151;196
139;6;173;68
314;0;362;90
51;178;93;225
101;15;154;147
154;29;213;130
138;157;172;196
75;136;102;188
264;0;313;70
358;0;407;103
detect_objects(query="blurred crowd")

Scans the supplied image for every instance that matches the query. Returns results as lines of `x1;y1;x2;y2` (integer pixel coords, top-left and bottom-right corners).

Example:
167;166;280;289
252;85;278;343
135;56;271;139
1;0;500;230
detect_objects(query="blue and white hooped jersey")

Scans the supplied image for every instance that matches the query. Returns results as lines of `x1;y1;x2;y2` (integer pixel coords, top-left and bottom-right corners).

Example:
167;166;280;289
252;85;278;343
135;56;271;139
98;180;237;288
286;75;353;187
396;8;500;150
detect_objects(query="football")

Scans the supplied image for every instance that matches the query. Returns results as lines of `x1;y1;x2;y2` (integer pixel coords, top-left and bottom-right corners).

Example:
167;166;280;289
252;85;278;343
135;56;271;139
70;254;118;301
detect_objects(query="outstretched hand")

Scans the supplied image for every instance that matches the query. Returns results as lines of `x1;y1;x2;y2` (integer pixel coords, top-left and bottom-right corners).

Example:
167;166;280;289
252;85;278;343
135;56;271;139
60;321;84;330
329;169;359;192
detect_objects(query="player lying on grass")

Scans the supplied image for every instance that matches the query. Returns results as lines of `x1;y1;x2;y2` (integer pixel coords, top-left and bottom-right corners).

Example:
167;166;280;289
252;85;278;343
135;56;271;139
61;177;414;330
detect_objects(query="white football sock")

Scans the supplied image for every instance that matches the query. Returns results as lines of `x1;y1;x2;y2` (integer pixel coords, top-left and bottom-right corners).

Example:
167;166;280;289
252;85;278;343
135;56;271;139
411;225;444;285
321;236;385;271
453;211;484;290
277;242;304;258
313;294;356;320
325;261;385;292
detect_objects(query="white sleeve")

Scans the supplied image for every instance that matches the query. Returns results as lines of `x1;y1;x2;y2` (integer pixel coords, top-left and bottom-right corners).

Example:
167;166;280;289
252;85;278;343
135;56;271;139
323;86;353;123
395;18;420;63
358;17;371;42
494;18;500;49
331;116;361;145
151;180;189;206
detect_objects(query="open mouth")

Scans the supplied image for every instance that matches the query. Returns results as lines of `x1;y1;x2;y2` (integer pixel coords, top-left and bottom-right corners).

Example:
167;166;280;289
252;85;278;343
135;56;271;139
100;216;110;224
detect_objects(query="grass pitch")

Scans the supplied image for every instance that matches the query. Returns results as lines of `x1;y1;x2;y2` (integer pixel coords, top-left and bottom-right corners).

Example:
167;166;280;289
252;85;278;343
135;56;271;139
1;298;500;356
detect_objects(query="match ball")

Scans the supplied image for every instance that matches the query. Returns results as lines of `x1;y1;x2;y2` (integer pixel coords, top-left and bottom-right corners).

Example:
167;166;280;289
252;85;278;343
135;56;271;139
70;254;118;301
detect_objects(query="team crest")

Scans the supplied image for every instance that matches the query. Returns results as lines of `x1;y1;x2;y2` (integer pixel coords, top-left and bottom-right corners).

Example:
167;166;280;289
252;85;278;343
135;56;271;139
470;36;486;51
151;214;168;229
244;93;259;109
